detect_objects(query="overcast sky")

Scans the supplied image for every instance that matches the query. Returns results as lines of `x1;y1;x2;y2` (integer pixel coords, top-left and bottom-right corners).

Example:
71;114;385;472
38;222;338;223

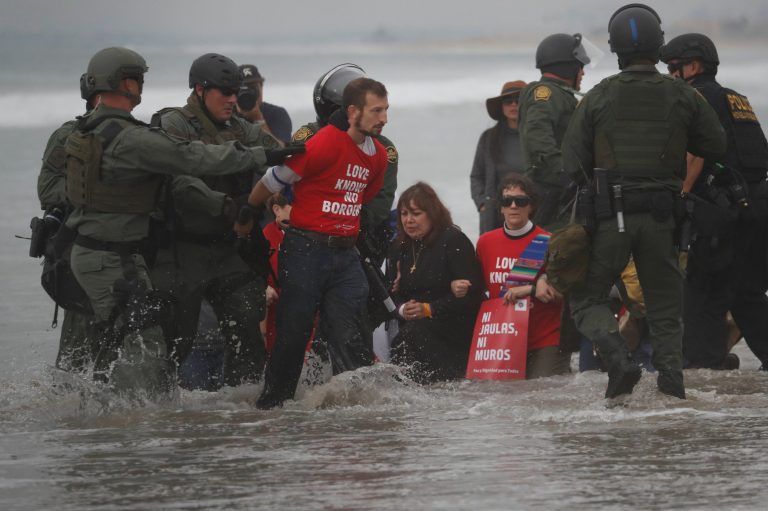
2;0;767;46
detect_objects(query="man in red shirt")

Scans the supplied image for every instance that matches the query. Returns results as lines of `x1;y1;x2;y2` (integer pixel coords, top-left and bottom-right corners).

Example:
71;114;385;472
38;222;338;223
247;77;389;408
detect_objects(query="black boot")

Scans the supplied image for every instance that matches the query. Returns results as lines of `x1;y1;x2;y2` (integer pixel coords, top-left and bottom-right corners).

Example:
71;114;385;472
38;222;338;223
719;353;740;370
596;332;642;399
657;370;685;399
255;383;286;410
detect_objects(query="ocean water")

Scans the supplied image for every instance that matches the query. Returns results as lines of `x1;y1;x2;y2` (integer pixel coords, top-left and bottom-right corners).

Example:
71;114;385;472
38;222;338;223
1;43;768;510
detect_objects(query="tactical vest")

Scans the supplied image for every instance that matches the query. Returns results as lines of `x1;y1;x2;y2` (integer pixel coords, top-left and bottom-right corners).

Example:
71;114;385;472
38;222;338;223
705;82;768;183
594;74;688;180
157;106;248;196
65;116;163;214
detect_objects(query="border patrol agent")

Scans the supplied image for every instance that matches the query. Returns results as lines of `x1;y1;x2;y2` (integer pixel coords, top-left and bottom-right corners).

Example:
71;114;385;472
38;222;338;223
35;75;99;374
151;53;281;387
518;33;590;231
562;5;726;400
661;33;768;370
65;47;298;393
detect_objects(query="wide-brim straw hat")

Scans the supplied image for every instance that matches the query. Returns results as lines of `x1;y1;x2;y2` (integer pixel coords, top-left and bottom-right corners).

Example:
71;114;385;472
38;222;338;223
486;80;527;120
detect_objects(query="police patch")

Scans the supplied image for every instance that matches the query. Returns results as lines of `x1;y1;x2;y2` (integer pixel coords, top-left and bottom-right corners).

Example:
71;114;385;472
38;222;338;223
727;93;758;123
386;145;398;164
292;126;314;142
534;85;552;102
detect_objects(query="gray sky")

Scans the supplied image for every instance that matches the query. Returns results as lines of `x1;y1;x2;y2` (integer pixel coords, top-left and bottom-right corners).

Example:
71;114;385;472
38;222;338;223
2;0;767;46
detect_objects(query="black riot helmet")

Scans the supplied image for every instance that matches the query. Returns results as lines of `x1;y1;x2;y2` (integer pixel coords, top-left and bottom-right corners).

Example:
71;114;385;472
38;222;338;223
188;53;242;91
313;63;366;124
660;33;719;73
536;33;591;69
608;3;664;66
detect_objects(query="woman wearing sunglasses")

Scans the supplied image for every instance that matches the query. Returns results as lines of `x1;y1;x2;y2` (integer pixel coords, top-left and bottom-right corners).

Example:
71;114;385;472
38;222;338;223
473;173;571;378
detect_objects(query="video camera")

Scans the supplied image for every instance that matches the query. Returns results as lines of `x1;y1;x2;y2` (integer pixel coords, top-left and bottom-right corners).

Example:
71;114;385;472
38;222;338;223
237;83;260;111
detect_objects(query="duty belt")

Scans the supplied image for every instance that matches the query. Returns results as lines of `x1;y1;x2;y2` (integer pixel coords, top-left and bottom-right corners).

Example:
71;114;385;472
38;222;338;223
75;234;146;255
288;227;357;249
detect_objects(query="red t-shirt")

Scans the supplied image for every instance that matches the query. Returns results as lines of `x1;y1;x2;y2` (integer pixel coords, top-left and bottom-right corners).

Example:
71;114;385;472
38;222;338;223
261;221;284;353
262;221;284;290
285;126;387;236
476;226;561;351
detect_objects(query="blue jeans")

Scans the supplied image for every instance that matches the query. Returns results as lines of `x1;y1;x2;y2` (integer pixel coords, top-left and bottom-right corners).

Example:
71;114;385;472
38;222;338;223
257;231;372;407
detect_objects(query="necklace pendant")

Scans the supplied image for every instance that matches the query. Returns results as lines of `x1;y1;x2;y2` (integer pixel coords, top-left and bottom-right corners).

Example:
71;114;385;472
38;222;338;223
410;263;416;273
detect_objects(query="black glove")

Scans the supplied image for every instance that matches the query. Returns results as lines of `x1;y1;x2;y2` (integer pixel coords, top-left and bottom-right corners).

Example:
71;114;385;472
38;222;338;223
237;205;254;228
265;144;305;166
328;108;350;131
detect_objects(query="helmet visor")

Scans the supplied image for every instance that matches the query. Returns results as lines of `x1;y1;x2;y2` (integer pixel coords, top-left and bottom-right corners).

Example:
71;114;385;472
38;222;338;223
318;64;366;107
577;35;605;69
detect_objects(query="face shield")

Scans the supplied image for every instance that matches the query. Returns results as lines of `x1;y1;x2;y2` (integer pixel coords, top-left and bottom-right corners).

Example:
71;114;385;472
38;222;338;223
316;64;366;108
575;34;605;70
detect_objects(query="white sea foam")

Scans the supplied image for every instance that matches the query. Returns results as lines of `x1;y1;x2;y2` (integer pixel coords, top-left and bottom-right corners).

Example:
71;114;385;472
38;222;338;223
4;58;767;130
0;72;528;129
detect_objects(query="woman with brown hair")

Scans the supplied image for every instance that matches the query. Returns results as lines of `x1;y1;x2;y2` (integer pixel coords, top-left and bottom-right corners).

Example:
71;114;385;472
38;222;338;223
388;182;484;383
474;173;570;378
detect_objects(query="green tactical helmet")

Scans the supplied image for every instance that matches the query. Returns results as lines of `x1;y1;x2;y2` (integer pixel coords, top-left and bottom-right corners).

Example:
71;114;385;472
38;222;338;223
660;33;720;66
608;3;664;59
313;63;366;124
536;33;591;69
188;53;242;90
83;47;148;97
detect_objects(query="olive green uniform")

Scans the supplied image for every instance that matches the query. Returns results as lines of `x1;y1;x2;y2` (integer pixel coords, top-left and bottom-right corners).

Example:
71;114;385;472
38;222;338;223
38;119;99;373
65;104;269;392
518;76;578;231
39;120;77;208
150;94;280;386
562;64;726;395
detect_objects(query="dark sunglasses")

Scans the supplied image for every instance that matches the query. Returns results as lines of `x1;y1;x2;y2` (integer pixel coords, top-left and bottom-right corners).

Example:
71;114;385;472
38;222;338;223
502;97;519;105
214;86;239;97
124;75;144;93
500;195;531;208
666;60;689;74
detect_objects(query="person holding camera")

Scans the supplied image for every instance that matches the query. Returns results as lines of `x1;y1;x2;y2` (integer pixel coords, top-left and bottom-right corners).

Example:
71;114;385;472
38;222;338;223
237;64;292;144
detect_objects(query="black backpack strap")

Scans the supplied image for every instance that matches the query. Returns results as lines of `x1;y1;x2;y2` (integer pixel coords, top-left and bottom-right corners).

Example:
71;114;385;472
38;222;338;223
98;120;125;147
